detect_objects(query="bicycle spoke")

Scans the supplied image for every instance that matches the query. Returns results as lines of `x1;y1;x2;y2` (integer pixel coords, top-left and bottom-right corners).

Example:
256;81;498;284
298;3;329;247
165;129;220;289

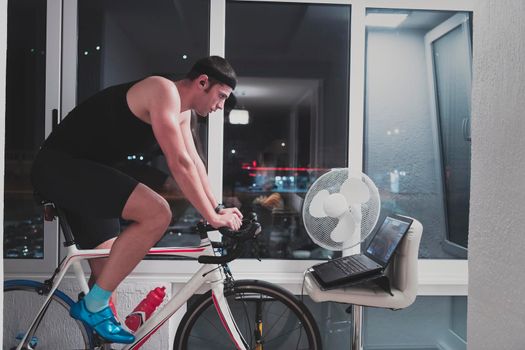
234;291;300;348
4;281;92;350
187;332;232;347
237;293;255;346
257;301;293;341
174;281;321;350
259;324;308;348
198;313;236;346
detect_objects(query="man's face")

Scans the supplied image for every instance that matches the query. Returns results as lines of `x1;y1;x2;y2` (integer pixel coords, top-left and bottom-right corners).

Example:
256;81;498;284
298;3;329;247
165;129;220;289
195;78;232;117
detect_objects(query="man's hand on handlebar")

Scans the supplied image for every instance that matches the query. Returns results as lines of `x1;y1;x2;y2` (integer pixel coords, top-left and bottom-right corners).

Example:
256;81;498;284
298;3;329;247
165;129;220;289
218;207;243;220
196;212;261;264
210;211;242;231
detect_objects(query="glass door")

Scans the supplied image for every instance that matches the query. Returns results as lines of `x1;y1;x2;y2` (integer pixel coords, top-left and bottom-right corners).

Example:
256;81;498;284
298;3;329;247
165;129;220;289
4;0;61;273
426;13;472;258
364;9;472;259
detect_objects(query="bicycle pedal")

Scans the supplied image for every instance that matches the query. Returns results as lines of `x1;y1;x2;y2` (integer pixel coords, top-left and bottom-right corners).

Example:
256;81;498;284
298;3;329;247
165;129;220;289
92;341;115;350
15;333;38;348
92;333;115;348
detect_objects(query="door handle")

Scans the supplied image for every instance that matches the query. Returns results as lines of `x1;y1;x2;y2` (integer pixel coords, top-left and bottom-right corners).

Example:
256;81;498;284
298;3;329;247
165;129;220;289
462;118;471;142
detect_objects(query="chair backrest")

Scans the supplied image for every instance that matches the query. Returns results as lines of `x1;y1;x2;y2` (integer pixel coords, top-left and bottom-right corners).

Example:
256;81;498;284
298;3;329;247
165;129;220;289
385;217;423;308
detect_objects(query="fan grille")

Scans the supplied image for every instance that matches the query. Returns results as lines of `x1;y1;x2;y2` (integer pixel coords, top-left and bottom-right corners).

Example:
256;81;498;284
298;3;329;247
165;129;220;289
302;168;381;251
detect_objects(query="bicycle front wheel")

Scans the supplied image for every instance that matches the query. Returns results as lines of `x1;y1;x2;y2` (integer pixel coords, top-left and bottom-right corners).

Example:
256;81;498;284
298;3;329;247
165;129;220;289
4;280;93;350
174;279;322;350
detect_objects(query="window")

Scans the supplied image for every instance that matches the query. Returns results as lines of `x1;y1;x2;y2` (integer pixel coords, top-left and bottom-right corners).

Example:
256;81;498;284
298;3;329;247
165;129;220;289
76;0;210;248
6;0;472;299
224;1;351;260
363;9;472;259
4;0;47;260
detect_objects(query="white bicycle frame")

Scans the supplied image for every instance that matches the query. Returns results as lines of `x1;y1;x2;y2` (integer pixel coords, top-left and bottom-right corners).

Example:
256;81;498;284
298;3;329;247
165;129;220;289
16;234;249;350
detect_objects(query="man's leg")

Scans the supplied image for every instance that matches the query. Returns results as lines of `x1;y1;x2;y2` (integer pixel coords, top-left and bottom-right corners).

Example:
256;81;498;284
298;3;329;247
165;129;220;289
94;183;171;291
88;238;117;315
70;183;170;343
88;238;116;287
32;152;168;343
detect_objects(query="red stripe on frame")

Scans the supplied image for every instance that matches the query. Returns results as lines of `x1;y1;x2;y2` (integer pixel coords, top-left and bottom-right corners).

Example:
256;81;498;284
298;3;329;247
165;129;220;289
130;315;172;349
212;292;242;350
148;247;206;254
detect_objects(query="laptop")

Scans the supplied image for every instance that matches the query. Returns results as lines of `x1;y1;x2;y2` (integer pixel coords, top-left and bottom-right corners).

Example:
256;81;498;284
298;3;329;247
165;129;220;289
310;215;413;289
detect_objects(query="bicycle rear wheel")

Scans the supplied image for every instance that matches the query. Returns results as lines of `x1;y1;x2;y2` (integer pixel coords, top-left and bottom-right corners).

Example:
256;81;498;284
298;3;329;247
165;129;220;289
174;280;322;350
4;280;93;350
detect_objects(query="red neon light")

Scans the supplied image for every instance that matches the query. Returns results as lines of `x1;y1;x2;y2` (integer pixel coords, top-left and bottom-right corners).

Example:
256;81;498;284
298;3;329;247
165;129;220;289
241;166;327;172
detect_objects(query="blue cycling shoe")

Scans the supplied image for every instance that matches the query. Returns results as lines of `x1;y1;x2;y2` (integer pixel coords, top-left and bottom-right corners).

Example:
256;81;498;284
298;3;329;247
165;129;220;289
70;299;135;344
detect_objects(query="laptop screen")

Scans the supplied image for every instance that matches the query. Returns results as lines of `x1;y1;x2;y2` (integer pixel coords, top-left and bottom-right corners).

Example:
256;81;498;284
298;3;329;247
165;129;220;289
365;216;412;266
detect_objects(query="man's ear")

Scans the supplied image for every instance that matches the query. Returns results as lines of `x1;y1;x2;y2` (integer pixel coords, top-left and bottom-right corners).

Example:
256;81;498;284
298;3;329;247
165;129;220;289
198;74;209;88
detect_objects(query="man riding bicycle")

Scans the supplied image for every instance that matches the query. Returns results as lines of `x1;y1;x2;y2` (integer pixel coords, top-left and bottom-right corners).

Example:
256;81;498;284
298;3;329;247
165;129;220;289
31;56;243;343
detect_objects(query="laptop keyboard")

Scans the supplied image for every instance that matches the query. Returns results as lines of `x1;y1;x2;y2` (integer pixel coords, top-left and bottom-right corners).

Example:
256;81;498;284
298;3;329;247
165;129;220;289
333;256;368;274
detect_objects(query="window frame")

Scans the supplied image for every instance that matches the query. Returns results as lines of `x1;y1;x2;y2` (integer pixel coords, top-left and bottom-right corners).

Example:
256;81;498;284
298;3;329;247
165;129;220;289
4;0;62;275
7;0;473;297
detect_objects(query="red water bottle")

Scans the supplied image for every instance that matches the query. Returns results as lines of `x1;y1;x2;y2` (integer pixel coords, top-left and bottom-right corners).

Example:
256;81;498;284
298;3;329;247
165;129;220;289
125;286;166;332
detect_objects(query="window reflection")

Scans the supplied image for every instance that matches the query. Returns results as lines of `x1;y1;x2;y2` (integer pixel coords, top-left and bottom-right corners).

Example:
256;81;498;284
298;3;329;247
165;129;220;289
4;0;47;259
363;9;472;259
77;0;209;248
225;2;351;259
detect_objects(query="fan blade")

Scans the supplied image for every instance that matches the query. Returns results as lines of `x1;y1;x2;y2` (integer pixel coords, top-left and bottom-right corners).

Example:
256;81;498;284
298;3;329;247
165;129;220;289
323;193;348;218
330;211;356;243
340;177;370;204
309;189;329;218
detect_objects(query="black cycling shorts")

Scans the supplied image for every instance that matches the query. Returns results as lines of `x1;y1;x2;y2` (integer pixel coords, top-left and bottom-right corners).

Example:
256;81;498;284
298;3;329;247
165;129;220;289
31;149;168;248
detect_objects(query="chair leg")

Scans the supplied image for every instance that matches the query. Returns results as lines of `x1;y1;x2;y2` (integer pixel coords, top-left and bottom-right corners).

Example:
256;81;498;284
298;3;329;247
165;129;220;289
351;305;363;350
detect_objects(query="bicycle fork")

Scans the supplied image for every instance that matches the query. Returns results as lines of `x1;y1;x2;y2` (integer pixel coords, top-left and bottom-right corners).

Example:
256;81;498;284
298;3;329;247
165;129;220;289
211;280;250;350
210;276;270;350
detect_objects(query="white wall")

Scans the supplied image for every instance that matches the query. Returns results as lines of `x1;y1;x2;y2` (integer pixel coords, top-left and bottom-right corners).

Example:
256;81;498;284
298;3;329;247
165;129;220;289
0;0;7;344
468;0;525;349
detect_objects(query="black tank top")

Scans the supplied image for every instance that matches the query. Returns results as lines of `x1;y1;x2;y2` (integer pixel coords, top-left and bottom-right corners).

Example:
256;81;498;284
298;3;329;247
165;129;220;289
41;80;157;165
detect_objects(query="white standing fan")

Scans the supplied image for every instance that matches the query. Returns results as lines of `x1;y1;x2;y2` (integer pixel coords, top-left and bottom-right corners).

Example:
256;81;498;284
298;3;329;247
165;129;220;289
302;168;381;251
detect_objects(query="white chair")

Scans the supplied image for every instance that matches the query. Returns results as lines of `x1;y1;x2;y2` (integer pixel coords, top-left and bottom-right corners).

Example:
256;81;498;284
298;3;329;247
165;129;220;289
304;217;423;350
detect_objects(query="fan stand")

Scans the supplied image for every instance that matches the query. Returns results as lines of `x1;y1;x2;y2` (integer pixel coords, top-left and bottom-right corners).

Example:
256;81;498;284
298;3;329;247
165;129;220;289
346;219;364;350
351;305;364;350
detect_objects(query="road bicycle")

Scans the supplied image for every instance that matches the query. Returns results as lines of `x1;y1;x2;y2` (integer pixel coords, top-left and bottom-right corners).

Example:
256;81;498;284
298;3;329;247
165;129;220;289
4;201;322;350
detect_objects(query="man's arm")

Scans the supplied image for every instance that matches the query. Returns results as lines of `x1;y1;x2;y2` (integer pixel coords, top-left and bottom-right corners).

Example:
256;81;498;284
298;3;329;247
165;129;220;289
180;112;242;218
179;112;218;209
145;78;239;229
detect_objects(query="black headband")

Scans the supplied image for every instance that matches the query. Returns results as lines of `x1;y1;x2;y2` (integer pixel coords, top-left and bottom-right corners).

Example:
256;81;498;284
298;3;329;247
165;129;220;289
192;61;237;90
